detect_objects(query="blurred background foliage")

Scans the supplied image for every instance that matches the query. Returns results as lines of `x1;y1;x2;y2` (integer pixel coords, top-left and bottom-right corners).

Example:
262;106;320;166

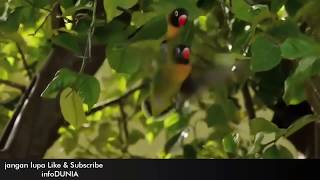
1;0;320;159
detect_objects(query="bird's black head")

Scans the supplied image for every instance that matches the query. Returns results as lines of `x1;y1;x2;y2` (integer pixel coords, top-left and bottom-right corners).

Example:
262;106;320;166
174;44;190;64
169;8;189;28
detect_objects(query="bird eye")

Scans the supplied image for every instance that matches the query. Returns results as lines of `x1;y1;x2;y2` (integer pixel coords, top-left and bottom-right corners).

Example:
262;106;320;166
175;48;181;57
174;10;179;16
174;45;190;64
169;8;188;27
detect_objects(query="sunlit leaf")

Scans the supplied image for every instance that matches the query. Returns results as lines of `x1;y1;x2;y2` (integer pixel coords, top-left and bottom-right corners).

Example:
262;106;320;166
41;68;78;98
42;68;100;109
74;73;100;109
60;88;87;129
222;133;238;154
103;0;138;22
250;118;280;135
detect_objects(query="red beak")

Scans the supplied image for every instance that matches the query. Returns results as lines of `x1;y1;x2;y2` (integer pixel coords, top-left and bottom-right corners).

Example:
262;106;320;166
182;48;190;60
178;15;188;27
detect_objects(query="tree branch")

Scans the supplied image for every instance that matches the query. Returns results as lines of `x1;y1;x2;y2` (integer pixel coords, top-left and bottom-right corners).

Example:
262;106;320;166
242;81;255;119
16;43;33;80
86;84;145;115
30;11;52;36
0;79;26;92
119;101;129;152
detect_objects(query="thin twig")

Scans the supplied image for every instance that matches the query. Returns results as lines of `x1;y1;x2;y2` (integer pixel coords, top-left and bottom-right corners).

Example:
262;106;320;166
29;0;61;36
30;10;52;36
86;84;145;115
16;43;32;80
241;81;255;119
117;116;124;145
119;101;129;150
26;0;75;23
80;0;97;73
0;79;26;92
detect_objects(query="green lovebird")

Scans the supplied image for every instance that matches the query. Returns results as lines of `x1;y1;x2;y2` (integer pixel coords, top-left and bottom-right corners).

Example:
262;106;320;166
128;8;189;43
142;42;192;118
165;8;189;41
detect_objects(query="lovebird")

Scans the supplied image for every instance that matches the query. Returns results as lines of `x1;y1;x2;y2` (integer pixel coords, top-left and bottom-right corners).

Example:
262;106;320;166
143;42;192;118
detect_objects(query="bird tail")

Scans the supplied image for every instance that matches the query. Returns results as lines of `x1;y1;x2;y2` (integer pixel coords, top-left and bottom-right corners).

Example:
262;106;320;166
141;99;175;120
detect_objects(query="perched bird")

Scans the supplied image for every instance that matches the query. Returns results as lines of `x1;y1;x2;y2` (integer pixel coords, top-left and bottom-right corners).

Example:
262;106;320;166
165;8;189;41
143;43;192;118
127;8;189;42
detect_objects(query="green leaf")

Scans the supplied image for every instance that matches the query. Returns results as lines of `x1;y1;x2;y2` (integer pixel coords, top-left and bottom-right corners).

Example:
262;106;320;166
129;15;167;42
250;118;283;145
276;137;298;158
41;69;78;98
251;36;281;72
151;0;201;20
128;130;145;145
262;145;294;159
164;113;179;128
74;74;100;109
51;33;82;55
60;0;74;9
103;0;138;22
132;11;157;27
250;118;280;135
207;104;226;127
284;115;319;138
62;5;92;16
42;68;100;109
0;7;24;32
280;36;320;60
283;57;320;105
222;133;238;154
266;19;300;41
58;127;79;154
60;88;86;129
107;45;142;74
30;0;51;8
231;0;270;24
231;0;253;22
95;20;135;46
